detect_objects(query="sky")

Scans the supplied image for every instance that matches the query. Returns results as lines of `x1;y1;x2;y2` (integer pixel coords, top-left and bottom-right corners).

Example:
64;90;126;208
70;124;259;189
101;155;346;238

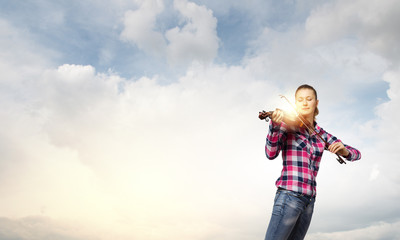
0;0;399;239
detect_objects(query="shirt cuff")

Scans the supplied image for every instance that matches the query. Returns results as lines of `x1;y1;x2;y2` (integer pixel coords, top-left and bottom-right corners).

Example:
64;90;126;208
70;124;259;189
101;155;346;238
345;150;353;160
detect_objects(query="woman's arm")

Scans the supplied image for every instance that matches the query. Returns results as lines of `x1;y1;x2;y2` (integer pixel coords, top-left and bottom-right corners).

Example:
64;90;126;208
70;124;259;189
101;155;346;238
328;142;361;161
265;120;287;160
324;130;361;162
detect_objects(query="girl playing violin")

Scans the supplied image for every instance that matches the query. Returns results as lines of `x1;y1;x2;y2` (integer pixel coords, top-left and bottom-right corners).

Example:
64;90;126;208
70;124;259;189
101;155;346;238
264;84;361;240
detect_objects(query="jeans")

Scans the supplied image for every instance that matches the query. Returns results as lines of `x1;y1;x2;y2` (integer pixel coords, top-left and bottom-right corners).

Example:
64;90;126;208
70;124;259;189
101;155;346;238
264;188;315;240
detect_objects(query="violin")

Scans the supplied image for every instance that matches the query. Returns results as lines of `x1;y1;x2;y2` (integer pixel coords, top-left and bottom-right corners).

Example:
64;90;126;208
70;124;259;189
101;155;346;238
258;109;307;128
258;109;346;164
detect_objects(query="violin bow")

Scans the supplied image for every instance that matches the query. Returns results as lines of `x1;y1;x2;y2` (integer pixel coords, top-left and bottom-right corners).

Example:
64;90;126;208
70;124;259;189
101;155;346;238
279;95;346;164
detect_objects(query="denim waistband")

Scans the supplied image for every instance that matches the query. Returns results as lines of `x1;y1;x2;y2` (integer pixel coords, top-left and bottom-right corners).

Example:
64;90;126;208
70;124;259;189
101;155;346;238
277;187;315;200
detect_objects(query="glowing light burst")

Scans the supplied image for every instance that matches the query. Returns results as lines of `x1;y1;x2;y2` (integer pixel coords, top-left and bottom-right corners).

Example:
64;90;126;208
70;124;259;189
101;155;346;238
278;94;299;120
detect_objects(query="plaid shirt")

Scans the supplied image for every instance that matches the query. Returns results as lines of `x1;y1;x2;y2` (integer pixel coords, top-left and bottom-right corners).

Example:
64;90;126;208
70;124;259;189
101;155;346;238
265;121;361;197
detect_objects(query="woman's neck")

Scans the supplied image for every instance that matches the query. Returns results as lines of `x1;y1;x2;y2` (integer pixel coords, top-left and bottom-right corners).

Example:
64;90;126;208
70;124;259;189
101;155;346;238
301;114;314;128
306;116;314;125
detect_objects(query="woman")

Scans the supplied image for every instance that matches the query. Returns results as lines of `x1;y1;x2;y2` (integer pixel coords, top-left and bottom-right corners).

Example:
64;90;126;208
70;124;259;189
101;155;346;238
264;84;361;240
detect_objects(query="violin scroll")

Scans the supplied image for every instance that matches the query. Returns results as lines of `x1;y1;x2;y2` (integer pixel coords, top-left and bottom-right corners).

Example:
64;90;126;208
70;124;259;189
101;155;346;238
258;111;274;122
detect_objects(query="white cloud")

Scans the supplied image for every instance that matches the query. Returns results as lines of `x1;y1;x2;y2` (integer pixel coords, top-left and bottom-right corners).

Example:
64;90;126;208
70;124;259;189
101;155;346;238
120;0;167;56
0;216;101;240
165;0;219;65
0;19;56;80
308;220;400;240
121;0;219;66
0;60;280;239
369;67;400;185
369;164;380;181
305;0;400;62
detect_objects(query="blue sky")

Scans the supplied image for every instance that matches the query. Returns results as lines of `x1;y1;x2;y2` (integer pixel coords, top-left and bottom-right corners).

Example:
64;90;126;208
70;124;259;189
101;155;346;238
0;0;399;239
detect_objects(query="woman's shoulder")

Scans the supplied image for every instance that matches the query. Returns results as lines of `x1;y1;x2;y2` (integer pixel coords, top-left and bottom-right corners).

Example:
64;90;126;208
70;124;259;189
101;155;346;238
314;122;328;135
314;122;323;131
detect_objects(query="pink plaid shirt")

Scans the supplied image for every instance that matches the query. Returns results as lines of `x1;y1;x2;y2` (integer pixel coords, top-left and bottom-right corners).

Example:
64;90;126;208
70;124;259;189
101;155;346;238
266;121;361;196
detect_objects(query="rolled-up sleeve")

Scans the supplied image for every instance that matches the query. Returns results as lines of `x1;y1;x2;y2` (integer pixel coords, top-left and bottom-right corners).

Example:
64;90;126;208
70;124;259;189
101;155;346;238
265;121;287;160
344;144;361;161
322;128;362;162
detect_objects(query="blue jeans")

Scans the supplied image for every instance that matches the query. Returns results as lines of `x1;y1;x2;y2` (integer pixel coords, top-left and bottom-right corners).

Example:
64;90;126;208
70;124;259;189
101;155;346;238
265;188;315;240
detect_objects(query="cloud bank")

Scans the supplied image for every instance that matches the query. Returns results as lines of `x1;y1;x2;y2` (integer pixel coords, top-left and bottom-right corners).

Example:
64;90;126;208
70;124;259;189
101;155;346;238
0;0;399;239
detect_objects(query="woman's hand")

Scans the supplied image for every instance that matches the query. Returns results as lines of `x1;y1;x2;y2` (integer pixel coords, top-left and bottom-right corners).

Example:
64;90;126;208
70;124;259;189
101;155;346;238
328;142;349;157
271;108;284;124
